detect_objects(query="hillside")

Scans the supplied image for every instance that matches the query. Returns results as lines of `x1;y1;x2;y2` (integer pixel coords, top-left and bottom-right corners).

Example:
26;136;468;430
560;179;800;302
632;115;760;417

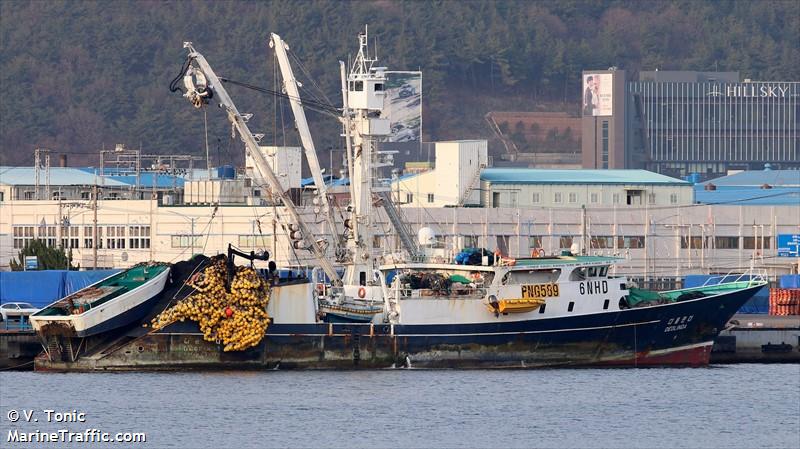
1;0;797;167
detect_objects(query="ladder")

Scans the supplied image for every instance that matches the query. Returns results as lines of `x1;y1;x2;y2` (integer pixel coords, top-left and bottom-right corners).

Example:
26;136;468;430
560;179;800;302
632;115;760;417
457;163;486;207
46;336;61;362
376;191;421;261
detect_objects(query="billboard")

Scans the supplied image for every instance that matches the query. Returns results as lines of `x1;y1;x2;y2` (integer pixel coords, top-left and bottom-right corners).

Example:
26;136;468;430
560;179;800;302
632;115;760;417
777;234;800;257
582;73;613;116
383;71;422;142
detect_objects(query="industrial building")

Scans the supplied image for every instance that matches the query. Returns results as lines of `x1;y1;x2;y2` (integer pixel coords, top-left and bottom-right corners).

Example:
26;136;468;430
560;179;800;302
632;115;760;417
695;168;800;205
1;143;798;283
391;140;488;207
582;70;800;178
2;196;798;283
478;168;692;208
389;141;693;209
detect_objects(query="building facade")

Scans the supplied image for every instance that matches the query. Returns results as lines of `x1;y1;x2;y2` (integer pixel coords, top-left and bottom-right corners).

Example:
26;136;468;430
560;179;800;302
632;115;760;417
479;169;693;208
582;71;800;178
2;199;798;283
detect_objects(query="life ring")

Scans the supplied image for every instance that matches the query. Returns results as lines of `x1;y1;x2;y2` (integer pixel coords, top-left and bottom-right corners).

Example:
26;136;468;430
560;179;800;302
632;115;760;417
358;287;366;298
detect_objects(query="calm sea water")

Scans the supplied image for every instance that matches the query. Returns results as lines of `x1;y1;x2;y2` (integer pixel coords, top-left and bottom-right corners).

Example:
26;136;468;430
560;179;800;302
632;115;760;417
1;365;798;448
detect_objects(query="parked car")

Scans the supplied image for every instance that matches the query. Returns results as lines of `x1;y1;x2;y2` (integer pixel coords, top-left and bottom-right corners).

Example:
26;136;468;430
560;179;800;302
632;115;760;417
0;302;39;321
398;83;416;98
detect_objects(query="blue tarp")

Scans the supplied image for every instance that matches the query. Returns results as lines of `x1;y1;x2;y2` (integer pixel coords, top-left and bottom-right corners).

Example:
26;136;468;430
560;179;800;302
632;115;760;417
683;274;769;314
0;270;119;308
779;275;800;289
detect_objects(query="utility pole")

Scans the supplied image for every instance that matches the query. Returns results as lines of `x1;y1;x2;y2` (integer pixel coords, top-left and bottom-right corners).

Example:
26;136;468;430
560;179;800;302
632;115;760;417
581;205;587;255
92;184;98;270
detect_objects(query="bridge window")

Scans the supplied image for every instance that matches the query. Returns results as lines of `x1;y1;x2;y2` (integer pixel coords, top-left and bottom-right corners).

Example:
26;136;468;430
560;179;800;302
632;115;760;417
569;267;587;281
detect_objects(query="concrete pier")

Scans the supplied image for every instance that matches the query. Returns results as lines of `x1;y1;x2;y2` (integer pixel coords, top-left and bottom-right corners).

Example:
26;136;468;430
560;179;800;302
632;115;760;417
712;314;800;363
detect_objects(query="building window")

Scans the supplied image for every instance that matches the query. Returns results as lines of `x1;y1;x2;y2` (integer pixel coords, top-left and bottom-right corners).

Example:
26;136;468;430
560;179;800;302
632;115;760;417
464;235;480;248
238;235;270;248
618;236;645;249
670;193;678;204
743;236;771;250
648;193;656;204
714;236;739;249
680;236;707;249
554;192;562;203
528;236;543;249
626;190;643;206
12;226;34;249
559;236;573;248
427;193;434;203
172;235;202;248
532;192;541;204
568;192;577;203
590;193;599;204
612;193;620;204
373;235;383;248
406;193;413;203
129;226;151;250
590;236;614;249
38;225;56;247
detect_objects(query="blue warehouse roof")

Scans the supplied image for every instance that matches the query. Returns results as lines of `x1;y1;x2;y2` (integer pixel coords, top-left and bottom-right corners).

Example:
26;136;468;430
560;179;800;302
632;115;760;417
480;168;689;186
694;186;800;205
0;167;129;187
701;169;800;187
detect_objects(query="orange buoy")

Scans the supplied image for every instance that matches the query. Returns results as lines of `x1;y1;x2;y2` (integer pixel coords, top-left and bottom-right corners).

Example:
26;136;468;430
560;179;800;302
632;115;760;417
358;287;366;298
225;307;233;318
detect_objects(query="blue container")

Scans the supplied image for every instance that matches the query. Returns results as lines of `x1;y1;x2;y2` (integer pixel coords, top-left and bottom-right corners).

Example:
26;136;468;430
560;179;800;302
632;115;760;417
779;275;800;289
216;165;235;179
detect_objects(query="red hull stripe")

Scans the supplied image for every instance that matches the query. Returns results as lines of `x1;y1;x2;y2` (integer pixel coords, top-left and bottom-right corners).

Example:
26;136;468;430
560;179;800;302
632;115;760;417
598;342;714;367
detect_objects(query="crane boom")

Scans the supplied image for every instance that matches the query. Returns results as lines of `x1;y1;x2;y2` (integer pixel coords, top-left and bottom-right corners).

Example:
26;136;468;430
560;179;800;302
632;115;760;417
270;33;340;249
182;42;341;284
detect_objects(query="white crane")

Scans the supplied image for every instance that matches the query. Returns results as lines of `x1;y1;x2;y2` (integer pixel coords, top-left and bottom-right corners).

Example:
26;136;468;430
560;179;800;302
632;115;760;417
269;33;341;254
180;42;341;284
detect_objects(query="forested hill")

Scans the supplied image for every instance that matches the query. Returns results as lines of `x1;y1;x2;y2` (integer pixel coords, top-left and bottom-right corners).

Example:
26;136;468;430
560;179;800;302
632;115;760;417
1;1;797;166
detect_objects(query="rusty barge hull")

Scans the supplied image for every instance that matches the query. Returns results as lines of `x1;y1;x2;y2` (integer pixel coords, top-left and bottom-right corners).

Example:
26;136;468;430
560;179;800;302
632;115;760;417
34;284;760;371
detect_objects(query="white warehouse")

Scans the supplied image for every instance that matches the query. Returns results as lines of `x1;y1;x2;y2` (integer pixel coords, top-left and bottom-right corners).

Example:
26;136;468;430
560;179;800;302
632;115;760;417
479;169;694;208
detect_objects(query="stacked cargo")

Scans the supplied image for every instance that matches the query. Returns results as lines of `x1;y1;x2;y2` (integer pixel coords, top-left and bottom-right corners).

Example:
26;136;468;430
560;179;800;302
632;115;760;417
769;289;800;315
769;275;800;315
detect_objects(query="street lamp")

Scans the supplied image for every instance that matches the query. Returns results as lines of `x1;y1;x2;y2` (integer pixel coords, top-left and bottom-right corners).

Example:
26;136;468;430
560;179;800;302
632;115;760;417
165;209;199;257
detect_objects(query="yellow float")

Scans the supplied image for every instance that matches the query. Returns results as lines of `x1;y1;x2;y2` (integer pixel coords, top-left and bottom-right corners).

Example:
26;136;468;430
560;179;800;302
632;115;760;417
151;257;271;352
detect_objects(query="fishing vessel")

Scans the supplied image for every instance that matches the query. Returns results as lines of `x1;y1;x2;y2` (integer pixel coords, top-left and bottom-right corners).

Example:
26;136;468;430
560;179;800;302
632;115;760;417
33;28;767;371
29;262;171;362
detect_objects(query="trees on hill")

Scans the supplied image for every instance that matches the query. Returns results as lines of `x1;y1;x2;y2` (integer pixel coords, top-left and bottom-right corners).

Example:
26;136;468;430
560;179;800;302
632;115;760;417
1;1;797;166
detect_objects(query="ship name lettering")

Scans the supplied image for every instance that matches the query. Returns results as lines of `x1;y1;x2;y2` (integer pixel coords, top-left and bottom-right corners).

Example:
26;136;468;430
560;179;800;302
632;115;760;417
579;280;608;295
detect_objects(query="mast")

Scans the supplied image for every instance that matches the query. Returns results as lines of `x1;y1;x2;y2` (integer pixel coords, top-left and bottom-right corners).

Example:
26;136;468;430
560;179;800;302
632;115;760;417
270;33;340;252
181;42;341;284
340;26;391;286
